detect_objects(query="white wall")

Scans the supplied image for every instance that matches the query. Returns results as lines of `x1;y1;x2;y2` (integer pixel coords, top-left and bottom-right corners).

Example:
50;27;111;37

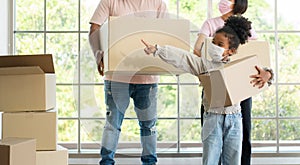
0;0;9;55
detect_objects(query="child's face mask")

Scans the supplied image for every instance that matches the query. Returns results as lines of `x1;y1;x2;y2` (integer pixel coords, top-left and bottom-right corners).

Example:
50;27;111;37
218;0;233;15
207;42;225;63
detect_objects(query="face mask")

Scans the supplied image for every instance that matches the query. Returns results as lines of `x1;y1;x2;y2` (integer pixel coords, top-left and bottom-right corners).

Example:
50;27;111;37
218;0;233;15
207;42;225;63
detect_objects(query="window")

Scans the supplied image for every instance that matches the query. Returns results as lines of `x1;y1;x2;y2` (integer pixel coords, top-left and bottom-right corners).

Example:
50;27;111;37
11;0;300;155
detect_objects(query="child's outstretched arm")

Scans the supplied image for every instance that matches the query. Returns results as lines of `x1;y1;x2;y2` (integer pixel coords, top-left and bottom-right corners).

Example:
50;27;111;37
141;39;208;75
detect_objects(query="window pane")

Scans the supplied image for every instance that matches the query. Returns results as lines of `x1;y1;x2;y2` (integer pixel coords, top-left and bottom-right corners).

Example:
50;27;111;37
279;119;300;152
46;0;78;31
179;0;207;31
157;85;177;118
179;85;201;118
15;33;44;54
57;85;78;117
157;119;177;141
279;119;300;140
277;0;300;30
278;85;300;117
80;0;100;31
15;0;44;31
46;33;78;83
80;85;103;118
58;119;78;145
81;120;104;151
252;86;276;117
244;0;275;31
93;85;106;118
180;119;201;142
80;34;101;83
252;119;276;140
247;0;275;31
278;33;300;83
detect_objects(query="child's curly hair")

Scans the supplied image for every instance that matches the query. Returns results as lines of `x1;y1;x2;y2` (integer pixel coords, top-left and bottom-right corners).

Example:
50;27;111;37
216;15;252;49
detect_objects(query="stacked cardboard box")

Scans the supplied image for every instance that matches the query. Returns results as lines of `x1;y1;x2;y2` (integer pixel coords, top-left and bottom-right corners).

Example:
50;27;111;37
0;55;68;165
0;137;36;165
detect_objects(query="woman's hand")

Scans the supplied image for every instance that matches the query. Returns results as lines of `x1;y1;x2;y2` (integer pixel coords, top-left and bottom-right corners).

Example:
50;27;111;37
250;66;272;88
141;39;157;55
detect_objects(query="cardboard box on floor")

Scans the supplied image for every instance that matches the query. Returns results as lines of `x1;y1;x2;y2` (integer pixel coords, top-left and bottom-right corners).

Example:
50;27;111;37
100;16;190;75
36;145;68;165
0;54;56;112
201;38;271;67
0;137;36;165
198;55;268;108
2;111;57;151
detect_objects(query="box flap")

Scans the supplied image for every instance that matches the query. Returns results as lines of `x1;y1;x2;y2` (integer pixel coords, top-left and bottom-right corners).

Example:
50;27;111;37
224;55;257;68
0;66;44;75
0;54;55;73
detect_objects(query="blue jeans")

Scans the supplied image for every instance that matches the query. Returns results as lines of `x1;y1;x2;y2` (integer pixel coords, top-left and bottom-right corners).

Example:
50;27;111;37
201;89;253;165
100;80;158;165
202;112;242;165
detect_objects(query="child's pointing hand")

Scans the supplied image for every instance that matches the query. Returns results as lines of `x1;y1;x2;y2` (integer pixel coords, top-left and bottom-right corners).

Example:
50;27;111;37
141;39;157;55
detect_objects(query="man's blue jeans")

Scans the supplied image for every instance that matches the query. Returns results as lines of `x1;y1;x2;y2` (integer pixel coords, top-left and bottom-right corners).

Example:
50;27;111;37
100;80;158;165
202;112;242;165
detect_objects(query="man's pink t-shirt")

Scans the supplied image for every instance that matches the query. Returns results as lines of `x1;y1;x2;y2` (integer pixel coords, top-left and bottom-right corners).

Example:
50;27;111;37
90;0;168;84
198;16;257;39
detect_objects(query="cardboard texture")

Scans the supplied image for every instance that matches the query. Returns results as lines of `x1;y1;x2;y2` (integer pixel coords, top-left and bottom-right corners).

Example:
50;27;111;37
0;137;36;165
36;145;68;165
198;55;268;108
100;16;190;75
0;54;56;112
2;111;57;151
201;38;271;67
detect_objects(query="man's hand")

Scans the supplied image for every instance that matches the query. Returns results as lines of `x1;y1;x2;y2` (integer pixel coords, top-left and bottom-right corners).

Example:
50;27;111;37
95;50;104;76
141;39;157;55
250;66;272;89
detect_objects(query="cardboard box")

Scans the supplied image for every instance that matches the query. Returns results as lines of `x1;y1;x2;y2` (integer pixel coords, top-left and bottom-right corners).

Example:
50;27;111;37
100;16;190;75
198;55;268;108
201;38;271;67
0;54;56;112
2;111;57;151
36;145;68;165
0;137;36;165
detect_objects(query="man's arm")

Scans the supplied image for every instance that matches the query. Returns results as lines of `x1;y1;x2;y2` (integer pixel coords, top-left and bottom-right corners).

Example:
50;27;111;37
89;23;104;76
89;23;100;35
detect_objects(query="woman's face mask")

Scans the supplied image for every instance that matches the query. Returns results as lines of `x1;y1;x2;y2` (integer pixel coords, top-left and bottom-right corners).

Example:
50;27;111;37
207;42;226;63
218;0;234;15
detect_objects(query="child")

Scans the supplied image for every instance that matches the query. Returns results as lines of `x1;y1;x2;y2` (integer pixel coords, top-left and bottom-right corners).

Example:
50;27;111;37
142;15;252;165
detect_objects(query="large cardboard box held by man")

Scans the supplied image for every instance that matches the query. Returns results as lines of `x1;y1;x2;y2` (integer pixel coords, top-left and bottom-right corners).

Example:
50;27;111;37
0;55;56;112
2;111;57;151
198;55;268;108
100;16;190;75
0;137;36;165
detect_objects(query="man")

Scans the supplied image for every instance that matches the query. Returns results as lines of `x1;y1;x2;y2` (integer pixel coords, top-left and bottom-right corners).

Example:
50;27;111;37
89;0;168;165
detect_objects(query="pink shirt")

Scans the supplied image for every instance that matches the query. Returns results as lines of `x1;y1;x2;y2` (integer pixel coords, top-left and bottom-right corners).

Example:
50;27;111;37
198;16;257;39
90;0;168;84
